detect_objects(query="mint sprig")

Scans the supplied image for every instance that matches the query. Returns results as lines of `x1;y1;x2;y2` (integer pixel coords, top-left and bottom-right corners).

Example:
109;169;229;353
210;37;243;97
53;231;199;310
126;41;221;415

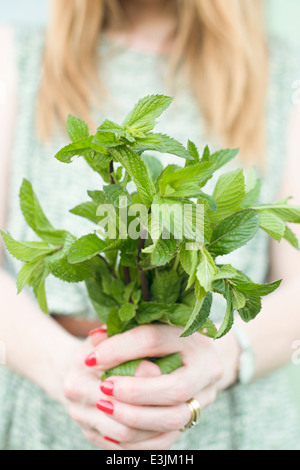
2;94;300;378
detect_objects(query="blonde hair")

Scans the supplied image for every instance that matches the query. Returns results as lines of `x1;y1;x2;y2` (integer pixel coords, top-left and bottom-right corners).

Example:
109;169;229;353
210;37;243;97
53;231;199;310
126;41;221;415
37;0;268;164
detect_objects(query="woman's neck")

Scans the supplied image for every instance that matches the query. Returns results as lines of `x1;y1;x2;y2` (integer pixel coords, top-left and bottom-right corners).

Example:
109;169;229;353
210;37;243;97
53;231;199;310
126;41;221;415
105;0;177;54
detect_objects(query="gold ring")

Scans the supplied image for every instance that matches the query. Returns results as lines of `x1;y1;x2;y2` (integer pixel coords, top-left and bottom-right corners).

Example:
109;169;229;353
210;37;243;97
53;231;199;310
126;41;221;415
180;398;201;432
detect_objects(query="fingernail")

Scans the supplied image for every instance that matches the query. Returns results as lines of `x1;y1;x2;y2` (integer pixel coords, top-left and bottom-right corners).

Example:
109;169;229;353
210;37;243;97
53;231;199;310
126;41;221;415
84;352;97;367
97;400;114;415
100;381;114;396
104;436;120;445
89;328;107;337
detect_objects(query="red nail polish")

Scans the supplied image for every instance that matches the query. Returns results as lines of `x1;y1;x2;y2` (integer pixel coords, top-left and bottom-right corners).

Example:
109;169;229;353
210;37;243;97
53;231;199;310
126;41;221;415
104;436;120;445
89;328;107;337
84;352;97;367
100;381;114;396
97;400;114;415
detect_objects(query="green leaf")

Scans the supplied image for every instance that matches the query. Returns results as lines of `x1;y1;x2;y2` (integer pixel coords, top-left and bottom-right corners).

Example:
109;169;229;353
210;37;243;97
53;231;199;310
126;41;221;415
196;247;218;292
110;146;156;209
68;234;108;263
16;258;44;294
123;94;173;133
234;280;282;297
102;359;143;381
284;226;300;250
238;294;262;323
0;231;54;262
214;265;238;280
136;302;170;324
19;180;69;245
66;115;90;141
103;184;132;207
206;148;239;171
70;201;104;225
119;302;138;322
209;169;245;225
54;137;95;163
154;353;183;374
242;168;262;208
187;140;200;163
209;209;260;257
134;133;192;160
45;234;93;283
85;278;118;323
231;288;246;310
150;271;181;304
259;210;286;241
159;163;217;198
181;292;213;337
144;237;177;267
255;203;300;223
142;154;164;182
215;285;234;339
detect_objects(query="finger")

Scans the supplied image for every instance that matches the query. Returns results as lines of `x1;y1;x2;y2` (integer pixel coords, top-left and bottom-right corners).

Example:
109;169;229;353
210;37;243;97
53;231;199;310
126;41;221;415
88;328;108;348
122;432;181;451
96;386;216;433
70;403;158;443
134;360;162;378
83;429;123;450
64;372;102;406
85;325;186;370
100;365;214;406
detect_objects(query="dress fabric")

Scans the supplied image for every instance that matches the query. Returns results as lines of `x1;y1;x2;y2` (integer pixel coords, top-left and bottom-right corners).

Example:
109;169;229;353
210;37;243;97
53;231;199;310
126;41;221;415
0;27;300;450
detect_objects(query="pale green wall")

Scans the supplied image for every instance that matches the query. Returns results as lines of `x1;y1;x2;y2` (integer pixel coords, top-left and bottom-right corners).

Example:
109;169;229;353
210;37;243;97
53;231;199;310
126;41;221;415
267;0;300;45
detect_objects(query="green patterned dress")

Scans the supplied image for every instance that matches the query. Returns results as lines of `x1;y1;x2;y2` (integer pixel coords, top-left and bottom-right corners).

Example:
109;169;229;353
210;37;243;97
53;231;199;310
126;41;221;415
1;27;300;450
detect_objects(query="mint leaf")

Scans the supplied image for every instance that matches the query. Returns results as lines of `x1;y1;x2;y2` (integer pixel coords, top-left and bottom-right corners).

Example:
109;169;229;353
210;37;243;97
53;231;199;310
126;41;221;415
110;146;156;209
209;169;245;225
206;148;239;170
123;94;173;133
196;247;218;292
102;359;143;381
66;115;90;141
158;163;217;198
284;226;300;250
209;209;260;257
142;155;164;182
68;234;108;263
0;231;54;262
150;271;181;304
154;353;183;375
45;234;93;283
19;180;69;245
119;302;138;322
134;133;192;160
54;137;95;163
181;292;213;337
259;210;286;241
255;203;300;223
215;285;234;339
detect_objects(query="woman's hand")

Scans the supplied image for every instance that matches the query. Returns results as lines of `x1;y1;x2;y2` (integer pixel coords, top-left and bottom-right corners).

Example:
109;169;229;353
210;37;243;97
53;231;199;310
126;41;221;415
62;329;162;449
83;324;240;450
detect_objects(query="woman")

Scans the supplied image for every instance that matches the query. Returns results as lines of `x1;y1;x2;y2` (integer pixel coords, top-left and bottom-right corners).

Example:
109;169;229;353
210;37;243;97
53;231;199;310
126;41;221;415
1;0;300;450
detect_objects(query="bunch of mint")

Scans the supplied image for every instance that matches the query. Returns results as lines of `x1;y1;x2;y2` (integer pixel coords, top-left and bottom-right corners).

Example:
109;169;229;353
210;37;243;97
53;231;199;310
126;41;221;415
2;95;300;378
